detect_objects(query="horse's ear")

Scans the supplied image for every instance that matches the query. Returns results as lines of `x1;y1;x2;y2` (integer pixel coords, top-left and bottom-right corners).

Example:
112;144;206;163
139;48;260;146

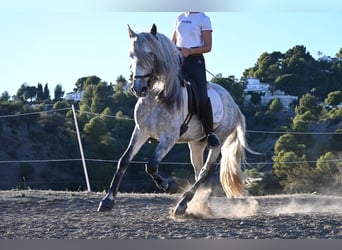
150;24;157;37
128;25;136;38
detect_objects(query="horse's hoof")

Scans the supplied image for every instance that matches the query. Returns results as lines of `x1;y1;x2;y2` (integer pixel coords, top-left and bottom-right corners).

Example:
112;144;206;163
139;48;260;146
165;178;178;194
97;198;114;212
173;200;187;216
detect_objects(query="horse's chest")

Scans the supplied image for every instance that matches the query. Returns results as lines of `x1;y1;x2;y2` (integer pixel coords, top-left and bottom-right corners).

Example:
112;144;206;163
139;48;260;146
134;103;180;131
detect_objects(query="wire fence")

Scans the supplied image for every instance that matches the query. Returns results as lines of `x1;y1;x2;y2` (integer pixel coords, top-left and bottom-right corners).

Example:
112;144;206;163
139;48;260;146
0;106;341;190
1;107;341;166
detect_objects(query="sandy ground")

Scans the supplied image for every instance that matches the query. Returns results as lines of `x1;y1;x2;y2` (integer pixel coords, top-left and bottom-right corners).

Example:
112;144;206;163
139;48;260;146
0;189;341;239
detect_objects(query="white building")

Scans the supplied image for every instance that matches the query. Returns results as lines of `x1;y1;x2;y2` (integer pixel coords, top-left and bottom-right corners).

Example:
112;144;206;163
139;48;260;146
64;91;83;102
318;55;342;63
244;78;270;92
244;78;298;108
262;90;298;107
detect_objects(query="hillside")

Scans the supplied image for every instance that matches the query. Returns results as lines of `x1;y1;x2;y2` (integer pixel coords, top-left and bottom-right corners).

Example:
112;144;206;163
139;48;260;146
1;105;340;193
0;117;82;190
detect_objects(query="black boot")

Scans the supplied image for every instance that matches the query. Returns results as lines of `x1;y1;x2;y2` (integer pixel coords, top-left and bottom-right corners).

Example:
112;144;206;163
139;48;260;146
200;98;220;148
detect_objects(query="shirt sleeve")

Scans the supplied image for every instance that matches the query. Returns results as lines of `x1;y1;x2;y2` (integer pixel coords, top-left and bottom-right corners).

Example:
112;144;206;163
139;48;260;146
202;14;213;31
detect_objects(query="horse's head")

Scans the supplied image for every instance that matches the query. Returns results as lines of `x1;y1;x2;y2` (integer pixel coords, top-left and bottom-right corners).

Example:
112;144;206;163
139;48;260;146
127;24;182;106
128;24;159;97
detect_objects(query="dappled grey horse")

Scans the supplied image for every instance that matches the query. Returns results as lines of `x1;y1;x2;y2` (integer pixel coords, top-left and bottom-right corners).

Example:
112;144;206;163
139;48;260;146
98;24;253;215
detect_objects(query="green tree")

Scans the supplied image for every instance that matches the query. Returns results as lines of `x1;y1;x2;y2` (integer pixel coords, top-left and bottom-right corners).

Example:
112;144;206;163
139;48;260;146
90;82;114;113
274;133;298;155
336;48;342;58
80;84;94;111
316;152;338;176
272;133;311;191
282;45;321;97
283;162;315;193
83;116;107;143
325;90;342;106
291;110;316;148
54;84;65;101
100;107;115;131
53;100;70;115
16;83;27;102
115;75;129;92
292;111;315;131
43;83;50;100
24;86;37;102
112;110;134;140
253;51;283;84
37;83;44;102
295;93;322;117
273;151;301;180
269;98;283;112
282;45;313;74
274;74;300;95
74;75;101;92
0;91;10;102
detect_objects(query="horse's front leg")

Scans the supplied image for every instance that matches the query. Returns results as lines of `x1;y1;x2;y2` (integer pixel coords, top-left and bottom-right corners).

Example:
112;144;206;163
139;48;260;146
145;136;178;193
98;127;147;212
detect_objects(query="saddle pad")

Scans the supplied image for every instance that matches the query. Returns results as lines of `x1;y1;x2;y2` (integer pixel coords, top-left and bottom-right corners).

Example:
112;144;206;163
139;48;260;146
208;87;223;123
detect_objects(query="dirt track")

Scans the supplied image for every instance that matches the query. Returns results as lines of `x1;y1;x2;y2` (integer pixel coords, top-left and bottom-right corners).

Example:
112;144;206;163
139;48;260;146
0;190;341;239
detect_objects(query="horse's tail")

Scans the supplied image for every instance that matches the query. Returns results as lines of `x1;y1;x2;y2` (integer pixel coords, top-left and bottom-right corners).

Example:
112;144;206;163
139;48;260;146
219;109;253;197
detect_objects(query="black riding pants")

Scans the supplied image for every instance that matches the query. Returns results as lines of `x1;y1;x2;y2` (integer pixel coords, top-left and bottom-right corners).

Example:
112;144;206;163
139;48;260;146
182;54;208;106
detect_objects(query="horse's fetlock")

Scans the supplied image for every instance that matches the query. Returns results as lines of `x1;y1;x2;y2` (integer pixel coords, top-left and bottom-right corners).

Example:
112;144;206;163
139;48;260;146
145;163;158;176
183;190;195;200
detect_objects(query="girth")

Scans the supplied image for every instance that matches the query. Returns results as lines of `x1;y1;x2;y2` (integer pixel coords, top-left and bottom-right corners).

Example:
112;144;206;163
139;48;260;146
179;79;201;136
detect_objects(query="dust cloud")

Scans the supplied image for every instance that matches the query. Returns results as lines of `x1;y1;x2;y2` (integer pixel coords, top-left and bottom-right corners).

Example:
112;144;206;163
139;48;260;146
183;188;342;219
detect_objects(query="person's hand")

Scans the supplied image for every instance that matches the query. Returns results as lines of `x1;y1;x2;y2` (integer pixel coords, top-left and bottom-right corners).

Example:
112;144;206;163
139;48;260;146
178;47;191;58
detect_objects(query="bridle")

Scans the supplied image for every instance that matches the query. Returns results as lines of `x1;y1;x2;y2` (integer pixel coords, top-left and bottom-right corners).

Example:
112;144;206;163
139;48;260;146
130;54;159;91
133;73;153;81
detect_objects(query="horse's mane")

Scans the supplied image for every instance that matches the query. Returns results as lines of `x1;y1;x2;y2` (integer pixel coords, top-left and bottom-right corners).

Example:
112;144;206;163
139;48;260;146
135;31;183;107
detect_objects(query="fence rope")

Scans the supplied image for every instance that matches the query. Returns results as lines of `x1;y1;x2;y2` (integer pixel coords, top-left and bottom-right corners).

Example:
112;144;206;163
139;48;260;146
0;108;340;167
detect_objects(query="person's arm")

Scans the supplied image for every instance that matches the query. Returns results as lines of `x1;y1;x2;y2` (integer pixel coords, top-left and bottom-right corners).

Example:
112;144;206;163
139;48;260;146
191;30;212;54
172;31;177;44
178;30;212;57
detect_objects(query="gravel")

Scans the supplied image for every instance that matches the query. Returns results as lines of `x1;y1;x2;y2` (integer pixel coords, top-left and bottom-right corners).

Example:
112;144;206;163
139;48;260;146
0;190;341;239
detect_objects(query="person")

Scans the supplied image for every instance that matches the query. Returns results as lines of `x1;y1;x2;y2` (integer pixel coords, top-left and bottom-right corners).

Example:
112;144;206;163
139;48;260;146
172;12;220;148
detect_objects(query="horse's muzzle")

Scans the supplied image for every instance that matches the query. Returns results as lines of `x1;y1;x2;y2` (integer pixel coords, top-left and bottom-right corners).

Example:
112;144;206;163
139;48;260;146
131;78;148;97
131;87;148;97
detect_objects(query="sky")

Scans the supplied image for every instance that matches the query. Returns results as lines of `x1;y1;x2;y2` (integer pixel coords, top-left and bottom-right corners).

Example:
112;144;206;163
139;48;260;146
1;1;342;97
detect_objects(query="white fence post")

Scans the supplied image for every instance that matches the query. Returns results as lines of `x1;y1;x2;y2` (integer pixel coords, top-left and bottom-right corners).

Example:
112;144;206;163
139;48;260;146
72;104;91;192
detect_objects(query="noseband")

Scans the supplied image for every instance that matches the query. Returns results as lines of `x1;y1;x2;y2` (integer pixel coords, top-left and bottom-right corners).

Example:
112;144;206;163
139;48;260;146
133;73;153;80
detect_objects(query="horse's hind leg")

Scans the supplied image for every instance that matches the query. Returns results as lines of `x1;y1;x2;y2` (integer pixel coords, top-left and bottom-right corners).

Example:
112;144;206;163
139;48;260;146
173;147;220;216
173;167;210;215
